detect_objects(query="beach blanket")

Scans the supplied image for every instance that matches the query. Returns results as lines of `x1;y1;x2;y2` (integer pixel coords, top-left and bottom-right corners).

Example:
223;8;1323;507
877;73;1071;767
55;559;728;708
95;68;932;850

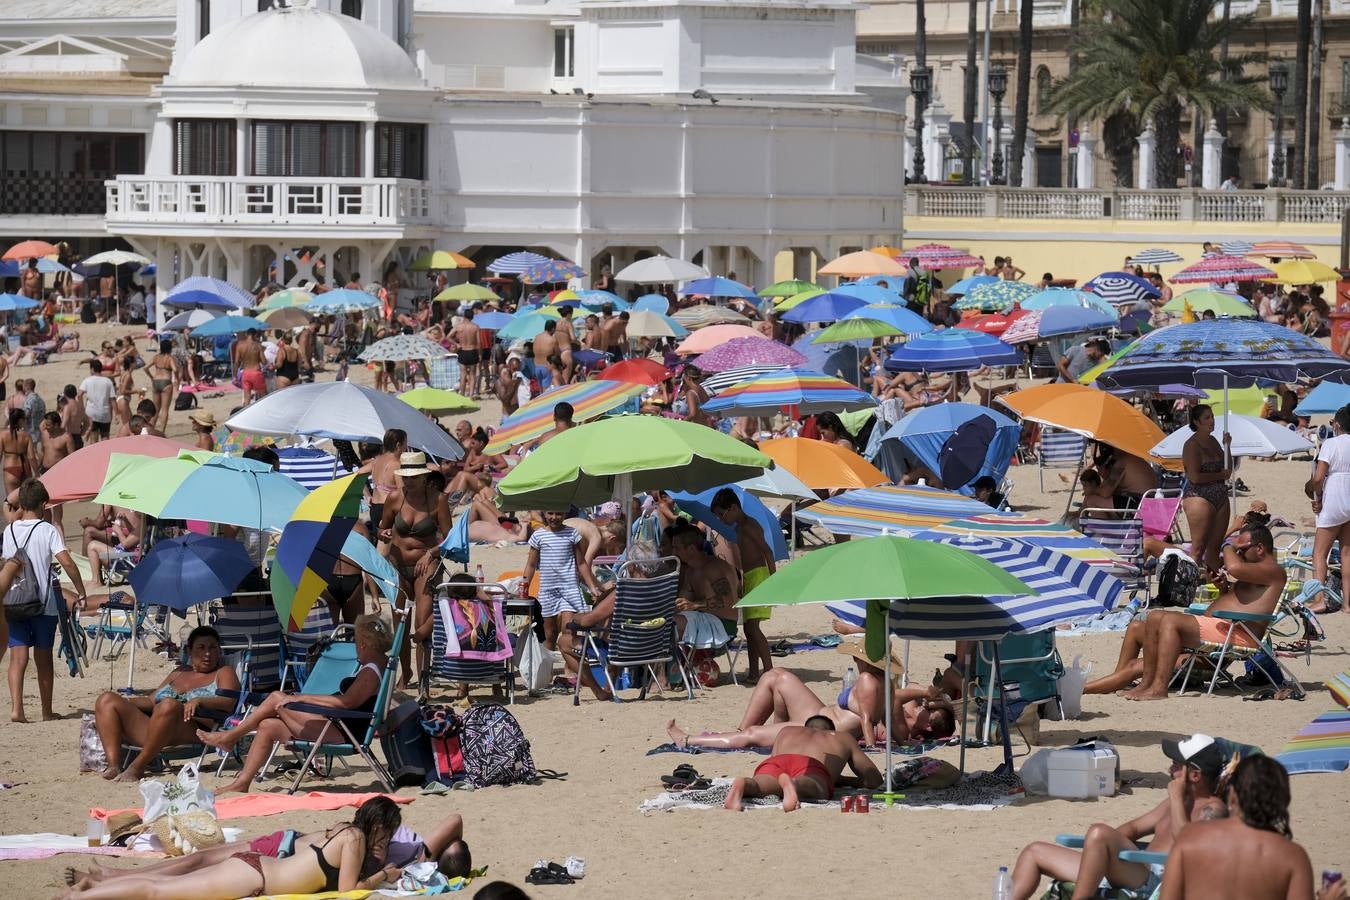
92;792;413;822
640;770;1022;813
1276;709;1350;774
0;828;239;861
1329;668;1350;709
646;740;940;757
1056;608;1133;636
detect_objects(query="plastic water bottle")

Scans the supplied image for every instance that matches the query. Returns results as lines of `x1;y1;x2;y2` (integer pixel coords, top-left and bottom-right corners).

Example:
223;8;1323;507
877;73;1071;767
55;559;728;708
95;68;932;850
474;564;485;584
1298;535;1313;559
842;666;857;694
992;866;1012;900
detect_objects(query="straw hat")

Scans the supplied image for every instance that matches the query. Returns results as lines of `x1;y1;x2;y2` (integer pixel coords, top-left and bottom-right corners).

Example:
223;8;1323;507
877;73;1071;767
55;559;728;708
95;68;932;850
188;410;217;429
395;451;434;477
105;812;143;846
836;638;906;674
147;811;225;857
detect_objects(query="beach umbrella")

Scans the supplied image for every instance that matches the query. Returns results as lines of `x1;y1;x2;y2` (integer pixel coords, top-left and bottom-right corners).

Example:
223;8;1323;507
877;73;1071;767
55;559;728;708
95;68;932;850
1275;709;1350;775
998;383;1171;475
166;276;254;309
81;251;151;317
811;318;904;344
757;437;886;490
938;416;1000;490
875;403;1020;492
679;276;757;299
1084;272;1161;305
410;250;474;270
302;288;379;315
573;289;630;311
255;288;315;311
1271;259;1341;285
1150;412;1313;459
633;293;671;313
736;465;817;502
0;258;66;276
1000;306;1117;343
1021;287;1116;316
903;243;984;269
1217;240;1255;256
130;535;255;613
496;415;770;512
700;368;877;417
271;473;365;631
669;485;790;563
833;283;904;305
1330;669;1350;709
190;315;262;338
473;310;513;331
487;251;550;275
954;310;1026;337
225;381;465;459
256;306;313;330
398;386;479;415
0;294;41;312
1294;381;1350;416
39;435;189;504
1127;248;1184;266
1170;254;1275;284
672;305;751;329
3;239;58;260
1202;385;1270;417
774;287;828;312
946;274;1000;296
692;336;806;373
842;304;936;335
495;311;555;342
599;358;670;386
922;515;1116;568
1248;241;1315;260
434;283;499;303
626;310;689;339
818;250;907;278
796;484;1023;538
615;256;709;283
759;280;819;298
484;380;647;454
1162;289;1255;318
780;291;867;324
161;308;223;332
358;334;450;362
162;289;237;310
954;279;1035;311
520;259;585;284
700;364;793;395
883;329;1020;374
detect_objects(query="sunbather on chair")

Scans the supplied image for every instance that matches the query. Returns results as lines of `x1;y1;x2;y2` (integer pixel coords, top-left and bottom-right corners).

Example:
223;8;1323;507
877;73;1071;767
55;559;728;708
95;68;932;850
1084;525;1285;700
670;526;739;646
1010;734;1228;900
723;716;881;812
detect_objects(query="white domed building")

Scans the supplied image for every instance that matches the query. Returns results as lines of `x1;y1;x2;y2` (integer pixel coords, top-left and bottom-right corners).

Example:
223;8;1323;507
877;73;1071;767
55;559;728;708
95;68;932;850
2;0;906;305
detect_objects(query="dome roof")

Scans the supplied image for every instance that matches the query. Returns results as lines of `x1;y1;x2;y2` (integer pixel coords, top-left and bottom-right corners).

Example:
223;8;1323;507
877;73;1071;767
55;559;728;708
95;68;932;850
174;5;425;92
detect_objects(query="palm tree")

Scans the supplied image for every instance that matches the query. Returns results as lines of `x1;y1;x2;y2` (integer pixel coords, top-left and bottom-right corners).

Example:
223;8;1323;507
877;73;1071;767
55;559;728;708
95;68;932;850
962;0;979;184
1307;0;1324;187
1009;0;1033;185
1050;0;1267;188
1292;0;1312;188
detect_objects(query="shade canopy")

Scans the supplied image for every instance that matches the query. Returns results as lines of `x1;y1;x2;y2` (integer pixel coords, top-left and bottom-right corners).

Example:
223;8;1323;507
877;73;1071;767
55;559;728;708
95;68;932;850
876;403;1020;491
679;276;757;299
358;334;450;362
756;437;887;490
795;484;998;536
1150;413;1314;459
410;249;475;270
615;256;709;283
484;380;646;454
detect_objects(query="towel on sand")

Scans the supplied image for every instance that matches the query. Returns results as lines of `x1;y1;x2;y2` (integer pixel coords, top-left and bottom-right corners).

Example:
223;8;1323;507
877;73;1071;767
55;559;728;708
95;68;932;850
646;739;939;757
92;792;413;822
639;771;1022;813
0;828;239;861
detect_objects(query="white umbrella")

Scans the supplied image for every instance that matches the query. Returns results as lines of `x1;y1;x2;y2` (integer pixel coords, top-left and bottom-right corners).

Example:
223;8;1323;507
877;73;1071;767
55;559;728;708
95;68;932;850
225;382;465;461
357;334;450;362
82;250;150;267
625;310;689;339
615;256;710;284
1150;412;1313;459
162;308;223;331
735;465;817;502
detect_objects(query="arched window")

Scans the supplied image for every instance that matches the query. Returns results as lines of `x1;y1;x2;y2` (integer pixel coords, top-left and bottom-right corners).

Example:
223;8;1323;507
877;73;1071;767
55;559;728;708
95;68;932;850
341;0;362;18
198;0;211;40
1035;66;1053;114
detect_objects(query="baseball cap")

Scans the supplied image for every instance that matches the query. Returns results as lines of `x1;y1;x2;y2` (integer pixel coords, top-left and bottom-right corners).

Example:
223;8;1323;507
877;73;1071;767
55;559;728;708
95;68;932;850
1161;734;1225;780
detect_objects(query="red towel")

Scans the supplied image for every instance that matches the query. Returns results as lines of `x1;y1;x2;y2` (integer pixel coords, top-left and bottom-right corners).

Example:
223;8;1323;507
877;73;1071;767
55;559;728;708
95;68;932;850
91;791;413;822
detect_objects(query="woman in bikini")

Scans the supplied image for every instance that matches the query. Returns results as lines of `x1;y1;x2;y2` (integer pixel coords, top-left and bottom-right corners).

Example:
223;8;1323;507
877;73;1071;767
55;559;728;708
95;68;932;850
146;339;177;434
59;795;402;900
197;614;394;793
321;519;370;624
92;626;240;782
112;356;139;433
378;455;450;686
274;332;301;389
0;409;34;495
1181;403;1232;573
362;428;405;536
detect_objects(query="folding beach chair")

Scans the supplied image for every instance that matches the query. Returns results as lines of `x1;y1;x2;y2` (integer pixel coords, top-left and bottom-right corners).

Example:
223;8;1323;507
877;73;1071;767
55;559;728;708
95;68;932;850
422;582;517;704
1048;835;1167;900
279;601;337;691
213;592;284;691
1078;511;1148;598
970;631;1065;745
1169;608;1305;699
1037;427;1086;492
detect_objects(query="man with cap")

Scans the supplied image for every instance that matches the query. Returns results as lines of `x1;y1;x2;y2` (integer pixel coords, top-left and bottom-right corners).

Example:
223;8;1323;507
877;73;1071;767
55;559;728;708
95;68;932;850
1009;733;1228;900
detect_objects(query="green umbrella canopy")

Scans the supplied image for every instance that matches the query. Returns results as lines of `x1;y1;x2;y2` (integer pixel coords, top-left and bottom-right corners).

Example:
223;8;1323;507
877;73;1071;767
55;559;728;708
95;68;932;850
434;283;499;303
1161;289;1256;318
496;414;772;512
774;287;827;311
398;386;480;415
812;317;904;344
760;279;820;298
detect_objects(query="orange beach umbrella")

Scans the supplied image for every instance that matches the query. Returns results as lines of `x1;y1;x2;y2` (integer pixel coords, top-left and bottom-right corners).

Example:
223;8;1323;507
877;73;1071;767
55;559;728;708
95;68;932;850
757;437;887;490
998;383;1179;470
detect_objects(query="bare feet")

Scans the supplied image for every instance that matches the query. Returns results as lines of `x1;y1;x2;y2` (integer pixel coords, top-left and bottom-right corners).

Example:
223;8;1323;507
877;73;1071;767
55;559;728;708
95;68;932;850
196;728;234;750
113;766;143;783
724;777;745;811
42;711;61;721
666;719;689;747
215;778;251;795
11;712;27;724
1123;687;1168;701
99;765;121;781
779;774;800;812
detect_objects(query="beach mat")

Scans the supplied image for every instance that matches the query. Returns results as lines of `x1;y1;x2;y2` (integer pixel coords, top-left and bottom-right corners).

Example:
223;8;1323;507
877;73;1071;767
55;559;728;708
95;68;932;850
647;739;940;757
92;791;413;822
640;771;1022;813
1276;709;1350;774
0;832;169;862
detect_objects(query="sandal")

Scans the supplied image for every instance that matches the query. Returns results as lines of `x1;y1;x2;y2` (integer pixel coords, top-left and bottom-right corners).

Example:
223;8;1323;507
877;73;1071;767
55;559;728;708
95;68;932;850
525;864;575;885
661;764;700;787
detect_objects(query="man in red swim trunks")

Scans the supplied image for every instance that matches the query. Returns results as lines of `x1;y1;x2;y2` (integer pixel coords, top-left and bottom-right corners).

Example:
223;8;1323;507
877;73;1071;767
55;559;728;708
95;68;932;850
724;715;881;812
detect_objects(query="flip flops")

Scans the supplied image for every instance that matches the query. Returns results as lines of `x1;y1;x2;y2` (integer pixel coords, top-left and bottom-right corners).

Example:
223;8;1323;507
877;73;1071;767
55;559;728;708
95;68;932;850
526;862;576;885
661;764;710;790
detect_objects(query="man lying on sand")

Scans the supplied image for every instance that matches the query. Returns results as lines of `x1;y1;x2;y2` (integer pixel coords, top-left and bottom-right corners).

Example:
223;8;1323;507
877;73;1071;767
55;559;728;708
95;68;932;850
1083;524;1284;700
723;716;881;812
1009;733;1227;900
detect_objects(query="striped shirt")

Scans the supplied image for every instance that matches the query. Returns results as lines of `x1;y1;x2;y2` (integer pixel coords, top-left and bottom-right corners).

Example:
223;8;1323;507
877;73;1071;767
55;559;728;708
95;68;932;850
529;526;583;605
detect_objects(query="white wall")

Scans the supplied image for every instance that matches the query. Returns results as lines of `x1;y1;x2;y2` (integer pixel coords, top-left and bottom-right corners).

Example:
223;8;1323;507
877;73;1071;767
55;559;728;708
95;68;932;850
414;16;554;92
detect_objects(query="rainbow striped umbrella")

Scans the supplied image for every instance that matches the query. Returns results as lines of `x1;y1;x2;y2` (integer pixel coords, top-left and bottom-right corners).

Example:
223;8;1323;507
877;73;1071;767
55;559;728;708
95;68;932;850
795;485;1000;537
1169;254;1276;284
484;380;646;454
1248;241;1315;259
953;279;1035;311
271;473;364;632
1276;709;1350;774
920;515;1118;568
1328;668;1350;709
700;368;877;417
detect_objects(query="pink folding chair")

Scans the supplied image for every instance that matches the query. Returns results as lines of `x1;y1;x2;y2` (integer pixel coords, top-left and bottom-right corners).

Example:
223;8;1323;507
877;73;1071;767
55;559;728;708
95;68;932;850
1138;492;1182;543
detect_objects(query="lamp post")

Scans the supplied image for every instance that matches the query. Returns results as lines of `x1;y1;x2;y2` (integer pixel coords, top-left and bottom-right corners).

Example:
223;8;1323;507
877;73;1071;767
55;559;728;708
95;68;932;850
911;65;932;184
988;63;1008;185
1269;60;1289;188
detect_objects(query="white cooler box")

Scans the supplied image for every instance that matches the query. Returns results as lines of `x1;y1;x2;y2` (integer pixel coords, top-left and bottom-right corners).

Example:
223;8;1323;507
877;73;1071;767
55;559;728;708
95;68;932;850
1046;743;1119;799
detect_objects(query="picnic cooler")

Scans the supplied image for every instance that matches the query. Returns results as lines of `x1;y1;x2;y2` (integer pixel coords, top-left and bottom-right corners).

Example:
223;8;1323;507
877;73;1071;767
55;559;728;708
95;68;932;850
1046;742;1119;798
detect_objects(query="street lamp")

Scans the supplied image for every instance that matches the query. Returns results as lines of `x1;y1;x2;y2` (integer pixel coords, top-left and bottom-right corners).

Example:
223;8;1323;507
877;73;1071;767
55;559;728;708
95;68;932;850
1269;60;1289;188
911;65;932;184
988;63;1008;185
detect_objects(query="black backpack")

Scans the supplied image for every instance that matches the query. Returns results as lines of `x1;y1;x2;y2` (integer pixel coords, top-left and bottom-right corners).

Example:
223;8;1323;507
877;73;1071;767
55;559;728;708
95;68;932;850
3;523;47;621
379;699;435;788
174;390;197;411
1154;553;1203;608
458;704;537;787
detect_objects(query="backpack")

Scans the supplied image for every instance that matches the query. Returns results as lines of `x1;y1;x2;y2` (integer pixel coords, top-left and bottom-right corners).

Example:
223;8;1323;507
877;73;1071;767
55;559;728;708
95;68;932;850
379;700;435;788
1154;551;1203;609
3;523;48;621
174;390;197;411
458;703;537;787
912;275;933;312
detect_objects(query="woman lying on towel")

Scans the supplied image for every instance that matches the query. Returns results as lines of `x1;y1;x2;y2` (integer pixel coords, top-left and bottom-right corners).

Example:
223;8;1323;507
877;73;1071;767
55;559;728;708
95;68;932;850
59;796;404;900
195;614;393;794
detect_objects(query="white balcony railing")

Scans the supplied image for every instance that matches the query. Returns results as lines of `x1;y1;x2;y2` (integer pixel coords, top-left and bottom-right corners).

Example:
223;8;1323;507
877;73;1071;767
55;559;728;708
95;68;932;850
105;176;433;227
907;185;1350;225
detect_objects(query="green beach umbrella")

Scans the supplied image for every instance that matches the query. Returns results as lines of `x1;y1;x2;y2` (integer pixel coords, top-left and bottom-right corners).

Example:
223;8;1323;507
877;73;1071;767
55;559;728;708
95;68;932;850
1162;289;1256;318
811;317;904;344
774;287;826;311
398;386;480;415
433;283;499;303
759;279;819;298
1203;385;1268;417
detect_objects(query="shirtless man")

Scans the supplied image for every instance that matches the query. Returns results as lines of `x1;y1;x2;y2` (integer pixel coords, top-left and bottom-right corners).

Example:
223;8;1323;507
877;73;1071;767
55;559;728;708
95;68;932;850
710;488;775;682
533;401;574;448
564;516;625;567
20;259;42;300
1086;524;1285;700
723;718;882;812
494;353;529;415
555;306;577;382
582;314;605;354
669;525;740;643
1011;733;1228;900
38;413;73;533
532;320;559;391
600;304;627;360
452;309;481;398
235;329;267;405
59;385;89;449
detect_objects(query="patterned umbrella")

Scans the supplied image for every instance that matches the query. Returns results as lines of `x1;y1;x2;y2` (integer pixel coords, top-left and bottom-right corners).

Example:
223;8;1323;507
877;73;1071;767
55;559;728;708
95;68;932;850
488;251;550;274
1095;319;1350;388
701;364;792;394
303;288;380;314
904;243;984;269
256;288;314;311
1248;241;1315;259
914;514;1117;567
780;291;867;324
1170;254;1275;284
954;310;1027;336
1021;287;1117;315
953;279;1035;311
672;304;751;329
483;380;647;454
1218;240;1255;256
692;336;807;373
520;258;586;284
700;368;877;416
883;329;1021;374
679;276;758;299
167;276;255;310
1001;306;1117;344
358;334;450;362
947;274;1000;296
795;485;1002;536
841;303;934;335
1084;271;1161;305
1128;248;1183;266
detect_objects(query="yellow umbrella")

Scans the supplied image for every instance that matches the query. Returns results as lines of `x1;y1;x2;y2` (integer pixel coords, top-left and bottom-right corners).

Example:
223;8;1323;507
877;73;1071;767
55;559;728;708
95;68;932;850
818;250;907;278
1271;259;1340;285
434;283;498;303
549;289;583;305
1203;386;1268;417
410;250;475;271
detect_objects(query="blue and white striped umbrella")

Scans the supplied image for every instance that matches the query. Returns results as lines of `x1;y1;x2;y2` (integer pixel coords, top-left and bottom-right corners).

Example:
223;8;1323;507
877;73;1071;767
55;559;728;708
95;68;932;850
825;534;1122;640
487;251;550;275
1128;248;1183;266
883;328;1021;373
277;446;347;490
166;276;254;310
1084;271;1161;305
1218;240;1255;256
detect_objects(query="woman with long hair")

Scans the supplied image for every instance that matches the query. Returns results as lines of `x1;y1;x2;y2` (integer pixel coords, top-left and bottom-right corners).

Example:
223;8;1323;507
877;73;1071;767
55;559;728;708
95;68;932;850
146;338;177;433
378;456;450;685
1180;404;1232;573
0;408;34;495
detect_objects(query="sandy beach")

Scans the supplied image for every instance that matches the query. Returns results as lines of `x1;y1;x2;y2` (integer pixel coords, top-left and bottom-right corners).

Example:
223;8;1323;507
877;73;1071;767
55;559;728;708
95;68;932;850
0;322;1346;899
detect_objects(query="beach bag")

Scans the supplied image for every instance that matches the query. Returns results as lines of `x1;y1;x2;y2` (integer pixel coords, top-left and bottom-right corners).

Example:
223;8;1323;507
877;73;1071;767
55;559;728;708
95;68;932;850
515;631;556;693
1154;551;1203;609
420;704;465;783
3;523;47;621
173;390;196;411
140;763;216;822
78;713;108;773
381;700;435;788
458;703;537;787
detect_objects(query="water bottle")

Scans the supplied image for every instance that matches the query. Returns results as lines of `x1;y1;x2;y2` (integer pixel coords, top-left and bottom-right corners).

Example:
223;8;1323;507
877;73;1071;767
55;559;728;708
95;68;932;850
474;564;485;584
1298;535;1313;559
992;866;1012;900
842;666;857;693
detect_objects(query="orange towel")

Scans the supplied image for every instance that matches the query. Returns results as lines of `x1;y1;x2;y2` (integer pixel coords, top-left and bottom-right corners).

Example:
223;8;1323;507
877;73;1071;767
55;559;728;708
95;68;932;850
91;791;412;822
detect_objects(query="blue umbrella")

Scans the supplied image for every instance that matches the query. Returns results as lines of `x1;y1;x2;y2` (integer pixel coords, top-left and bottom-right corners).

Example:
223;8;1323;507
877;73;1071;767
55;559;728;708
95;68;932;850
303;288;379;315
0;293;41;312
496;311;554;341
669;485;790;562
0;258;67;277
576;289;631;311
884;329;1021;373
1021;287;1116;316
191;315;263;338
875;402;1020;491
939;415;1000;491
129;534;255;612
1294;381;1350;416
634;293;670;314
474;311;513;330
162;289;237;310
790;332;868;383
166;276;253;309
855;275;905;290
780;291;866;324
488;251;550;275
679;277;757;299
1084;271;1160;305
1001;305;1117;343
833;283;904;305
947;274;1000;296
1128;248;1183;266
842;303;934;336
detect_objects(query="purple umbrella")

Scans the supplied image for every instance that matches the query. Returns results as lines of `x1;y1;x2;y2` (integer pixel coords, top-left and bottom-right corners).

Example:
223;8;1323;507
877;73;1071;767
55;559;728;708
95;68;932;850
692;337;807;374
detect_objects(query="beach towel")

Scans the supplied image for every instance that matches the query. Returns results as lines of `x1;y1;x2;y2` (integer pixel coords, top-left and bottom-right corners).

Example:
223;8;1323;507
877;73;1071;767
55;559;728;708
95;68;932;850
0;828;241;861
438;596;511;662
646;740;940;758
639;771;1022;813
92;791;413;822
1275;709;1350;774
1329;668;1350;709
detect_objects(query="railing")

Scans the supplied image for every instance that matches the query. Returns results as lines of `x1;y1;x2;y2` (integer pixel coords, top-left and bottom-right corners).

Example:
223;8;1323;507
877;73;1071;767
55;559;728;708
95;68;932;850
907;185;1350;224
104;176;434;226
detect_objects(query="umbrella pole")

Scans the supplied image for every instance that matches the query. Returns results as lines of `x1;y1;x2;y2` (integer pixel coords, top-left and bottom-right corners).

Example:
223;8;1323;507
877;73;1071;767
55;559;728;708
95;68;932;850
1224;376;1236;506
901;639;910;689
120;593;138;695
958;642;973;777
1062;444;1085;522
993;644;1014;775
873;636;906;807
